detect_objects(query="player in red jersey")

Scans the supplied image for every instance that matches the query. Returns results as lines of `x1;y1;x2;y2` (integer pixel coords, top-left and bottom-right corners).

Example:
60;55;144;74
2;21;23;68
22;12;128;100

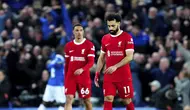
64;24;95;110
94;13;135;110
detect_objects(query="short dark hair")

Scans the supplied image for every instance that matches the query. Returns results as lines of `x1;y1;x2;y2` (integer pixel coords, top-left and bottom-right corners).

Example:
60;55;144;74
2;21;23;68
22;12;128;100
73;23;83;30
105;13;121;22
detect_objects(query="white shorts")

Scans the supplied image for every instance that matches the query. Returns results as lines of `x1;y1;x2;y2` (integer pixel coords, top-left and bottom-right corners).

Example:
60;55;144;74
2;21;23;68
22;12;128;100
43;85;66;103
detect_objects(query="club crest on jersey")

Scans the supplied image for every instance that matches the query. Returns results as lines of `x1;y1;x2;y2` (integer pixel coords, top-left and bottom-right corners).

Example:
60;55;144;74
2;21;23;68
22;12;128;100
118;41;122;47
81;49;85;54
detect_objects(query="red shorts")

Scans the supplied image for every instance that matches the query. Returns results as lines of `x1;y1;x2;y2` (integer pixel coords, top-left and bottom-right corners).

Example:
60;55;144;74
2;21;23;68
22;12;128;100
103;81;134;98
65;79;91;99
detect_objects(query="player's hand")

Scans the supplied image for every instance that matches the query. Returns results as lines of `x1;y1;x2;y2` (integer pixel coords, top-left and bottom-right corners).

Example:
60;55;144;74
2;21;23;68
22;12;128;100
74;68;84;75
105;66;117;74
94;72;100;87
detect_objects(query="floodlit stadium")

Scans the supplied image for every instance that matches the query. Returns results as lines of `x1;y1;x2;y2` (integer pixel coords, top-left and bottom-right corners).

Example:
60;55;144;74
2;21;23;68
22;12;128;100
0;0;190;110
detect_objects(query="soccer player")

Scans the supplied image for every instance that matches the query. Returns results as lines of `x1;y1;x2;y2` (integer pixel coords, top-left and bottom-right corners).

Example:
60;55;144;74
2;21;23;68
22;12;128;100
38;46;66;110
94;13;135;110
64;24;95;110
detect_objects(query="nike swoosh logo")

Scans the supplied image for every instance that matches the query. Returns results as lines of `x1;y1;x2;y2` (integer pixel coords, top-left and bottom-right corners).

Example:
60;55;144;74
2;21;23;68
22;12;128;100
69;50;74;53
105;44;110;46
125;94;130;97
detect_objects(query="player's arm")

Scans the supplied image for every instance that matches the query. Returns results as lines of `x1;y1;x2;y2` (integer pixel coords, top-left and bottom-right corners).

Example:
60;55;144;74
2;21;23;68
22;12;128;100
83;44;95;71
47;55;64;69
74;44;95;75
105;50;134;74
47;58;57;69
115;50;134;68
94;37;106;87
94;52;105;87
96;37;106;73
82;56;94;71
96;52;105;73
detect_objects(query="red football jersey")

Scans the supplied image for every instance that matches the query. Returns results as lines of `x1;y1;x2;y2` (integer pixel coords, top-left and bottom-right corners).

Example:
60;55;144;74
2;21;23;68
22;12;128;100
101;31;134;82
64;38;95;84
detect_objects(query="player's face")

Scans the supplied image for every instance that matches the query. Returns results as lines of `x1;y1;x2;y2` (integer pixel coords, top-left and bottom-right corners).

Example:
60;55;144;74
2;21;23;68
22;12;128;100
107;20;120;35
73;26;84;40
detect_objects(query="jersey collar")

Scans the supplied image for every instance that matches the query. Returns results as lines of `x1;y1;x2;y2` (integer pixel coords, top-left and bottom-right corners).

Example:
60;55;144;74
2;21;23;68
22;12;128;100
110;30;123;37
73;38;86;45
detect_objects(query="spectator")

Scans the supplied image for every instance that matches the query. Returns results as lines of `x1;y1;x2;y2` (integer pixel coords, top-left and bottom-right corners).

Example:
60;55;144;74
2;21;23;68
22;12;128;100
130;25;150;53
0;70;11;107
130;53;144;106
92;17;106;44
150;57;176;87
2;0;33;12
144;7;168;37
145;80;161;107
175;62;190;108
85;27;100;61
32;70;49;96
0;30;9;43
0;0;190;108
0;10;7;33
5;18;14;36
145;52;160;70
0;48;7;71
176;40;190;64
146;80;177;110
172;50;185;74
184;105;190;110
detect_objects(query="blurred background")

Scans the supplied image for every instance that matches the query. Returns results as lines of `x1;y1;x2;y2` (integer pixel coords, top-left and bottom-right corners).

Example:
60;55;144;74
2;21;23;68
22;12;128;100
0;0;190;110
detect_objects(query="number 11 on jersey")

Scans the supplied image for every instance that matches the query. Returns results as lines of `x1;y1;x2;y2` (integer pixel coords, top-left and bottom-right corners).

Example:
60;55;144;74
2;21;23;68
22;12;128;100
123;86;130;94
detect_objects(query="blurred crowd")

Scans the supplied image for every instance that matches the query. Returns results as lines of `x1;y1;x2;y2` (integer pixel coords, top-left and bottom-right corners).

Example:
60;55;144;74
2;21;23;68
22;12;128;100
0;0;190;110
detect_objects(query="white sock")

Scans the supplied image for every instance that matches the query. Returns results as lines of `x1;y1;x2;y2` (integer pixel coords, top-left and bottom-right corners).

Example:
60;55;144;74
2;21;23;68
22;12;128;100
58;106;64;110
38;104;46;110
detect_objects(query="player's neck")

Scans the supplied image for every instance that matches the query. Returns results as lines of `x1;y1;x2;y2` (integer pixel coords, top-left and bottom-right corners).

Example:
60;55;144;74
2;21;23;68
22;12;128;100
75;38;84;43
110;29;123;37
74;38;86;45
116;29;121;35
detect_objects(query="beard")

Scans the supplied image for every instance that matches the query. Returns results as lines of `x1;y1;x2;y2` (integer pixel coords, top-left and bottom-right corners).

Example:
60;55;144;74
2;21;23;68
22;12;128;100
109;26;119;35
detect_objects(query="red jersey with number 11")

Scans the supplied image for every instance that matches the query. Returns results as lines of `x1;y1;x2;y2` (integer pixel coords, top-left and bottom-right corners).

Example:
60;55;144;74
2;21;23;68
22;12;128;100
101;31;134;82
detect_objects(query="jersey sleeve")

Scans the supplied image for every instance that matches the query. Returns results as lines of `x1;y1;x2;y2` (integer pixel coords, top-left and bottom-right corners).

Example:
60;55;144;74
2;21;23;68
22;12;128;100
55;55;64;67
64;43;70;75
82;42;95;71
64;43;70;58
87;43;95;57
101;37;106;53
125;34;134;52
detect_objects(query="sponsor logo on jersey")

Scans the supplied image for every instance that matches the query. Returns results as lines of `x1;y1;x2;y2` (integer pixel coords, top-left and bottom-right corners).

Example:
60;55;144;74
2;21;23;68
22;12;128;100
70;56;85;61
105;43;110;46
110;51;123;56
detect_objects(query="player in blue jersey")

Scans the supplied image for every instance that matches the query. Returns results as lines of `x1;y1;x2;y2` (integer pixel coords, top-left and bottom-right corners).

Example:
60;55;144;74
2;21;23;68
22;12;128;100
38;46;65;110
